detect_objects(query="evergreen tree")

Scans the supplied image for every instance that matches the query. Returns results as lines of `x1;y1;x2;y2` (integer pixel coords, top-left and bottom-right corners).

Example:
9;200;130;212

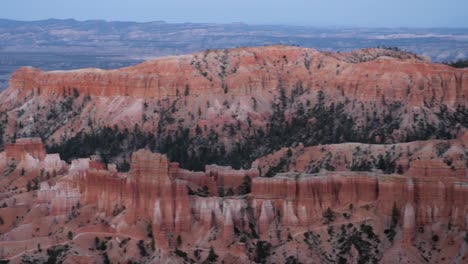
322;207;336;224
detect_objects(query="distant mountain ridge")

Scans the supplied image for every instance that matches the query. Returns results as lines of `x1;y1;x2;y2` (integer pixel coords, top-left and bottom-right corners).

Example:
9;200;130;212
0;18;467;90
1;18;467;60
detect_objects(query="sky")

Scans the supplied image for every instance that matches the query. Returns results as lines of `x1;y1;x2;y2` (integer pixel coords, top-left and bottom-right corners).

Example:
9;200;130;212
1;0;467;28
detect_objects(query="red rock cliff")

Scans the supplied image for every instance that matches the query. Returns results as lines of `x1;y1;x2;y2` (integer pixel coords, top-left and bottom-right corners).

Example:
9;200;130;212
5;46;468;108
77;150;191;234
5;138;46;162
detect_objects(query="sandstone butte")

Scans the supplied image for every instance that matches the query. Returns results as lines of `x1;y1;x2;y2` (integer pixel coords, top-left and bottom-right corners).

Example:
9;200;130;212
0;46;466;263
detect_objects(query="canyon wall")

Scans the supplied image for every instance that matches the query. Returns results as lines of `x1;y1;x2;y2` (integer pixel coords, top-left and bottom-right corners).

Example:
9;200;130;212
251;173;468;235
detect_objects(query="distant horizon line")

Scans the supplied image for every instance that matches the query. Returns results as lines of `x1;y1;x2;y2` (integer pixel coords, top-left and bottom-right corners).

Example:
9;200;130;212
1;17;467;29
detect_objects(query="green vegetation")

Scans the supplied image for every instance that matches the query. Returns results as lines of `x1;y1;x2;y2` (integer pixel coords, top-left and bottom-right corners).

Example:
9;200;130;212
384;203;399;242
254;241;272;264
137;240;149;257
237;176;251;195
323;207;336;224
0;119;4;150
378;46;401;51
102;252;110;264
176;235;182;248
147;224;155;251
305;223;382;264
48;125;154;171
94;237;100;248
188;185;210;197
45;245;69;264
203;246;218;264
174;249;189;260
194;249;202;261
26;178;39;192
286;256;299;264
265;156;288;177
217;185;225;197
46;87;468;175
446;59;468;68
94;236;111;251
3;160;16;177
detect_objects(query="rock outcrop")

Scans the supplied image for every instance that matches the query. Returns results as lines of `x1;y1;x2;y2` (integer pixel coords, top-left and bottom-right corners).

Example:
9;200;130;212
5;138;46;162
73;150;191;235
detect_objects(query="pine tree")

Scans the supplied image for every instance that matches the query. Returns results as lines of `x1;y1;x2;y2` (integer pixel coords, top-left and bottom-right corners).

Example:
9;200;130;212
322;207;336;224
204;246;218;263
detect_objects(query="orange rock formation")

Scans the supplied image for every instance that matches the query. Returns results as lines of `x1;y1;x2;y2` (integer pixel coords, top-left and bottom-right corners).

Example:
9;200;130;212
5;46;467;107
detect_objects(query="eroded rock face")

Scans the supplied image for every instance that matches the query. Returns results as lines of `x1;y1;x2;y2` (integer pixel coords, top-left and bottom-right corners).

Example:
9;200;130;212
251;173;468;234
5;138;46;162
75;150;191;236
5;46;467;107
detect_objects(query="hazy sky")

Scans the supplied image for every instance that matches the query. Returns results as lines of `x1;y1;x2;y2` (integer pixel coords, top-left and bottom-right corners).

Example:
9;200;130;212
1;0;467;27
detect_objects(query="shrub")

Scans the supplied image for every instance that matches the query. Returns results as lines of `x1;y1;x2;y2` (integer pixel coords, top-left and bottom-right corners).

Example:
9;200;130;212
322;208;336;224
204;246;218;263
254;241;272;264
237;176;251;195
175;249;187;258
384;203;399;242
446;59;468;68
46;245;68;264
176;235;182;248
137;240;148;257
